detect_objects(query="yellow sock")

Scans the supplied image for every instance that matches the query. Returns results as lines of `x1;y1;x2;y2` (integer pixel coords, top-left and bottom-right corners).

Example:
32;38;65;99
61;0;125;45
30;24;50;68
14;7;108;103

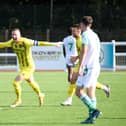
28;80;41;95
96;82;104;90
13;80;21;101
68;84;76;97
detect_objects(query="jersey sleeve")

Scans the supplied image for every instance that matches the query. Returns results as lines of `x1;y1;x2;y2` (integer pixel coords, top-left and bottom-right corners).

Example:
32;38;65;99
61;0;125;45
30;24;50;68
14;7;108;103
33;40;57;46
82;33;89;46
38;41;58;46
23;38;34;46
24;38;58;47
0;39;12;48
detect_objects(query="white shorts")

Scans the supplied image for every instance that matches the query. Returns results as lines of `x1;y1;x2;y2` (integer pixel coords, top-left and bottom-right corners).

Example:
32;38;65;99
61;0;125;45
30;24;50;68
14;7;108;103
76;67;100;88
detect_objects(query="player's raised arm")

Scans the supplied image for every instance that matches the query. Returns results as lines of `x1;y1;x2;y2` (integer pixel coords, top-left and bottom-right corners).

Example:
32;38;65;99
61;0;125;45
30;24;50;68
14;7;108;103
34;40;63;47
0;40;12;48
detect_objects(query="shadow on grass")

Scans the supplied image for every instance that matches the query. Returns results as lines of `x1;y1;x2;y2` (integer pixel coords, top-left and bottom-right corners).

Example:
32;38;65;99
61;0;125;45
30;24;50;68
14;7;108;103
0;104;82;110
0;104;72;110
77;116;126;120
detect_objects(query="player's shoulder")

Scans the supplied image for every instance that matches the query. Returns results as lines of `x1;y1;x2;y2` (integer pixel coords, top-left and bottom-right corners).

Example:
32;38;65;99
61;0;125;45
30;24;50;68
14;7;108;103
9;38;14;42
63;35;75;43
82;29;97;38
20;37;29;41
88;29;99;37
90;30;100;41
63;35;71;40
65;35;74;39
6;39;14;44
21;37;34;44
82;31;88;40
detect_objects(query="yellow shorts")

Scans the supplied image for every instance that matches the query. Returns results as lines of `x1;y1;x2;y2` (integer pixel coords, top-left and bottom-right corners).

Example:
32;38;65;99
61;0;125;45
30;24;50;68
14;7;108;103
19;69;34;80
73;63;79;73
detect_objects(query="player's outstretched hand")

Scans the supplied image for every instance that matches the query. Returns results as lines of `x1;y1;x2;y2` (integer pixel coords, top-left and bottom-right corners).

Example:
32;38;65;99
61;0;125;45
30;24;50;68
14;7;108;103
55;42;63;47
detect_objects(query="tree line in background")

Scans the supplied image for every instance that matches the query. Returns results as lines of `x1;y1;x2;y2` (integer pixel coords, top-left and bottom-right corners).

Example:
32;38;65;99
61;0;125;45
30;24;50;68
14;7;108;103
0;0;126;41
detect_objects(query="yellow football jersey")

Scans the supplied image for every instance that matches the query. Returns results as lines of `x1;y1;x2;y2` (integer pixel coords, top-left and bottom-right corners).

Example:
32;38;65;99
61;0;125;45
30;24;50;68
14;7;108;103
73;35;82;73
0;37;56;71
76;35;82;55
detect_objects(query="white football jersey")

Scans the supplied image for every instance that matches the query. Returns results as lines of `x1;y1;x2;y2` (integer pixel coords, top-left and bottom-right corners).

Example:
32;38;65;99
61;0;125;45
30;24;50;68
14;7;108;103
81;28;100;68
63;35;78;65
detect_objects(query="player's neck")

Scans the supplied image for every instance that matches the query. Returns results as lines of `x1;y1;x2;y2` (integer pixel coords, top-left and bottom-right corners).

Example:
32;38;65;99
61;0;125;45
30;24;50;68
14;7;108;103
83;27;90;32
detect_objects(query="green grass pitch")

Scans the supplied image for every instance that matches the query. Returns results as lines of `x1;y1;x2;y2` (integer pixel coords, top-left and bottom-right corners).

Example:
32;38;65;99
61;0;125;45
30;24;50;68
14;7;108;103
0;71;125;126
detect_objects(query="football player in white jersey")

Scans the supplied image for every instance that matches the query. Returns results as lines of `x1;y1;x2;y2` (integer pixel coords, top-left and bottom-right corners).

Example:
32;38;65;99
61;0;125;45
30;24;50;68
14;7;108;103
76;16;102;124
63;28;78;82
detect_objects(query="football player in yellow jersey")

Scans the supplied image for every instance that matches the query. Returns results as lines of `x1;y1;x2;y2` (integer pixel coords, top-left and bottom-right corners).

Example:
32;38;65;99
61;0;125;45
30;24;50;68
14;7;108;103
61;24;110;106
0;28;62;108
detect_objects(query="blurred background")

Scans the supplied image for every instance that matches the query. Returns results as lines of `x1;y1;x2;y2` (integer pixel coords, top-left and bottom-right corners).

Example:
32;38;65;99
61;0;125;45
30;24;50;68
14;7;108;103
0;0;125;70
0;0;126;42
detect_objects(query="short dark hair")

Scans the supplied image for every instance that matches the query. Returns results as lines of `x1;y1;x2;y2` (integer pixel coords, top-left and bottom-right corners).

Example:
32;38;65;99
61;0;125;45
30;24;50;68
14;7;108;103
11;28;21;32
81;16;93;26
71;24;81;29
67;24;80;35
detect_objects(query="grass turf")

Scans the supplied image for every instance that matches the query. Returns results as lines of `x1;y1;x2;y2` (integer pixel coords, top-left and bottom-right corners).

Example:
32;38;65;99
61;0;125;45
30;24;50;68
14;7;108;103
0;71;125;126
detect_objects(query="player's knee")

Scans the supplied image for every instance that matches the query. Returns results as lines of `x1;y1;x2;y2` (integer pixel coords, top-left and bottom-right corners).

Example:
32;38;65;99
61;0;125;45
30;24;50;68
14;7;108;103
13;80;19;86
27;79;31;83
26;77;34;83
70;73;78;83
70;78;76;84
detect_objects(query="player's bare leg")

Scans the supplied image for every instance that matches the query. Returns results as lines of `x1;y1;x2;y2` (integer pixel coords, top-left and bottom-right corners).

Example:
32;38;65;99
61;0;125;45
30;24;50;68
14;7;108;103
38;93;45;107
61;72;78;106
76;86;101;124
27;76;45;107
10;75;24;108
96;82;110;97
67;65;73;82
